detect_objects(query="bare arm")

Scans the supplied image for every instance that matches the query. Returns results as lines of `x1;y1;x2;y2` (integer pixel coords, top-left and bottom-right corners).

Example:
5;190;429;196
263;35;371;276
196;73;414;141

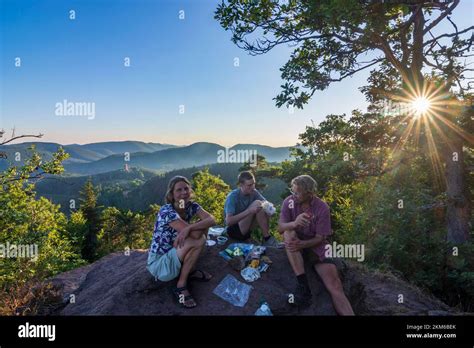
278;212;310;234
192;208;216;231
278;220;296;234
225;199;263;225
169;218;189;233
169;207;215;233
225;209;252;226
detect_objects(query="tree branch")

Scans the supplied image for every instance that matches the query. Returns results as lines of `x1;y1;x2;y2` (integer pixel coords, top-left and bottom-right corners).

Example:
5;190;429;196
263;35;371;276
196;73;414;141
0;172;45;184
376;39;410;82
327;58;384;83
412;4;426;79
424;26;474;47
423;0;459;35
400;6;422;66
1;134;44;146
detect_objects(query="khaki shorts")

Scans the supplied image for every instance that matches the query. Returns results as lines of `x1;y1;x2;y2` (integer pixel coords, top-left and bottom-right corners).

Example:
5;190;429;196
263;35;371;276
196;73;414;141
147;249;182;282
302;248;337;266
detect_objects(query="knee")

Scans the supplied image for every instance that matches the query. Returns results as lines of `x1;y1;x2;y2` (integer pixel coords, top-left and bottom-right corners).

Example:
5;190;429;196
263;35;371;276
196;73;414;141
183;233;205;249
194;234;206;247
189;229;206;240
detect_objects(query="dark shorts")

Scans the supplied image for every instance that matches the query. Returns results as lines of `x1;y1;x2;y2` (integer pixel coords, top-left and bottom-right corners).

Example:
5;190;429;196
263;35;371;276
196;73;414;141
302;248;337;266
226;224;251;241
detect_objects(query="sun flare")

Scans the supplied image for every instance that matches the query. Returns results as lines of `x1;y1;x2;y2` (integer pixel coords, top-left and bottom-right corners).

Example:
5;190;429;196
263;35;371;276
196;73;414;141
411;96;431;117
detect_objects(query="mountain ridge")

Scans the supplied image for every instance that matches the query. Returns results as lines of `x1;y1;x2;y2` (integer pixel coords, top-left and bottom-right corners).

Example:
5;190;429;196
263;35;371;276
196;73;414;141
1;141;294;175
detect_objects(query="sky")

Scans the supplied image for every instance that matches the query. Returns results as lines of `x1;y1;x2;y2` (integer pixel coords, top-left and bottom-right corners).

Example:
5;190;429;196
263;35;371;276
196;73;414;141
1;0;473;147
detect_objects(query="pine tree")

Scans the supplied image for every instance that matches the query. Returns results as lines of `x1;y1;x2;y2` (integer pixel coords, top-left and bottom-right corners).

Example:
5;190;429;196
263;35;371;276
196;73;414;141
79;179;101;262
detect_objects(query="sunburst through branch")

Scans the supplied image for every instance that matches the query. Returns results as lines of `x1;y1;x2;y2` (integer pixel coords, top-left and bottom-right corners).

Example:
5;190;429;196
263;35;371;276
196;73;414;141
380;80;473;189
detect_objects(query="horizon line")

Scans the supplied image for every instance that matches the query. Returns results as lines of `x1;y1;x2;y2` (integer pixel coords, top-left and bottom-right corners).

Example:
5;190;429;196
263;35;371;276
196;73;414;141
2;139;298;149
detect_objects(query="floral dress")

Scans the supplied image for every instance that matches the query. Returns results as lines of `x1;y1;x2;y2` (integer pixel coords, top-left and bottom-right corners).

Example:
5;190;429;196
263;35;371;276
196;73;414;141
149;202;201;255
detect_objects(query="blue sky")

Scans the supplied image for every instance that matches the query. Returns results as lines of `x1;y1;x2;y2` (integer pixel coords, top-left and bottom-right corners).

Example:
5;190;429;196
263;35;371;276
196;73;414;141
1;0;472;147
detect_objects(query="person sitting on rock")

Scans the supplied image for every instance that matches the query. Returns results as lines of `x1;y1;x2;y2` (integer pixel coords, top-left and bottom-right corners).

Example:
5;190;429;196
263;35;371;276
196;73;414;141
224;171;279;247
147;175;216;309
278;175;354;315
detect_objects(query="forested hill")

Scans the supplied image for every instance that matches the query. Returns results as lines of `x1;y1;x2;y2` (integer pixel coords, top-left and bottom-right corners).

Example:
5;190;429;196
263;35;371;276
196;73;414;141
35;163;287;213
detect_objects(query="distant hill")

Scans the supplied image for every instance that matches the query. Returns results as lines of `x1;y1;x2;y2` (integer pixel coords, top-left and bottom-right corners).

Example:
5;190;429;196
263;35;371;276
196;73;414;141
0;141;178;170
122;163;287;211
63;142;223;175
0;141;293;175
35;163;287;214
63;142;293;175
5;140;292;213
66;141;177;159
35;167;158;211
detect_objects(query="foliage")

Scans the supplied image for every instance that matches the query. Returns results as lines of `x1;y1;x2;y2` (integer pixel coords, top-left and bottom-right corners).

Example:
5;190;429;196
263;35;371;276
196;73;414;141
79;179;101;262
97;206;158;256
215;0;473;106
266;110;474;311
0;146;86;312
191;168;230;225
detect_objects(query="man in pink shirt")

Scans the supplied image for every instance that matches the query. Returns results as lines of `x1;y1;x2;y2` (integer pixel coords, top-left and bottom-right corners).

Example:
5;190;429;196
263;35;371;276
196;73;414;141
278;175;354;315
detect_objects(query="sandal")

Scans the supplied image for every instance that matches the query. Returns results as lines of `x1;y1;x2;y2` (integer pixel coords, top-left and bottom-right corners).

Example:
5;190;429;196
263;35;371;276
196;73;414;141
171;286;197;308
188;269;213;282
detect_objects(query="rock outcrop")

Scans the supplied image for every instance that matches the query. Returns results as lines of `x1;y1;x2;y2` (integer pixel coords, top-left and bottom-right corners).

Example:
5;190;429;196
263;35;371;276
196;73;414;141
46;241;457;316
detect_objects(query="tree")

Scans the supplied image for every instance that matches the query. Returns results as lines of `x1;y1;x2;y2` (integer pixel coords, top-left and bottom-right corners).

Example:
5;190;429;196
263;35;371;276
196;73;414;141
65;210;87;256
215;0;473;242
270;110;474;310
239;154;270;191
97;204;160;256
0;145;84;285
192;168;230;225
79;179;101;262
0;132;86;314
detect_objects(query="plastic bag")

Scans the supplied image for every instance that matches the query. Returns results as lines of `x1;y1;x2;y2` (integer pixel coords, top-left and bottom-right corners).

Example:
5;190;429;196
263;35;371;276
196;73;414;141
219;244;253;261
227;243;254;256
213;274;253;307
255;302;273;316
262;201;276;216
241;266;261;282
245;246;266;261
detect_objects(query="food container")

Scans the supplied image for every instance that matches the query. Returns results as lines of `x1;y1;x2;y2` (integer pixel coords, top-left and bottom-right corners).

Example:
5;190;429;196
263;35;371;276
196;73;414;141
206;240;216;247
208;226;226;237
217;236;228;245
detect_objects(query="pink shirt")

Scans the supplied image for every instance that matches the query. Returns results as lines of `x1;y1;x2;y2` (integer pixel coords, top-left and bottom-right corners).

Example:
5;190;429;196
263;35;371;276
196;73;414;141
280;195;332;261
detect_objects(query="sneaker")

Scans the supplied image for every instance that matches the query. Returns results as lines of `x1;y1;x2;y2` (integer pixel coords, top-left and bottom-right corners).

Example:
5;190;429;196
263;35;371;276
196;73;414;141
262;235;280;248
292;283;312;308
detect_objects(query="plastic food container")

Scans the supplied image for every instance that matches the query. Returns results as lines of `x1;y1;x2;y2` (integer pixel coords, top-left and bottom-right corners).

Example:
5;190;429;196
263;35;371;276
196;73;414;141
208;226;226;237
206;240;216;246
217;236;228;245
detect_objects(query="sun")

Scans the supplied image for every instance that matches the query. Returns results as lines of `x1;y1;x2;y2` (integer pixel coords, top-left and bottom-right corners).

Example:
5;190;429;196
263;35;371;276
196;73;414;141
381;80;472;190
411;96;431;117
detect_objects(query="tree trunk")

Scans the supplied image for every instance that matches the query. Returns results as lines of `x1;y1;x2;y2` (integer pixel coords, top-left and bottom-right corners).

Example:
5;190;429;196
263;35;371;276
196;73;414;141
444;137;471;243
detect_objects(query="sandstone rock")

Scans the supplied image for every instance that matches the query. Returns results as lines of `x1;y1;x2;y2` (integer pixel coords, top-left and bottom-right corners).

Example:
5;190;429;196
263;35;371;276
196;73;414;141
44;242;459;316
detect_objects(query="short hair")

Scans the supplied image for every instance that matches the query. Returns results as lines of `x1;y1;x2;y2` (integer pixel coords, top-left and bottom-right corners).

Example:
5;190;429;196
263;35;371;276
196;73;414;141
165;175;193;204
238;171;255;184
291;175;317;194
